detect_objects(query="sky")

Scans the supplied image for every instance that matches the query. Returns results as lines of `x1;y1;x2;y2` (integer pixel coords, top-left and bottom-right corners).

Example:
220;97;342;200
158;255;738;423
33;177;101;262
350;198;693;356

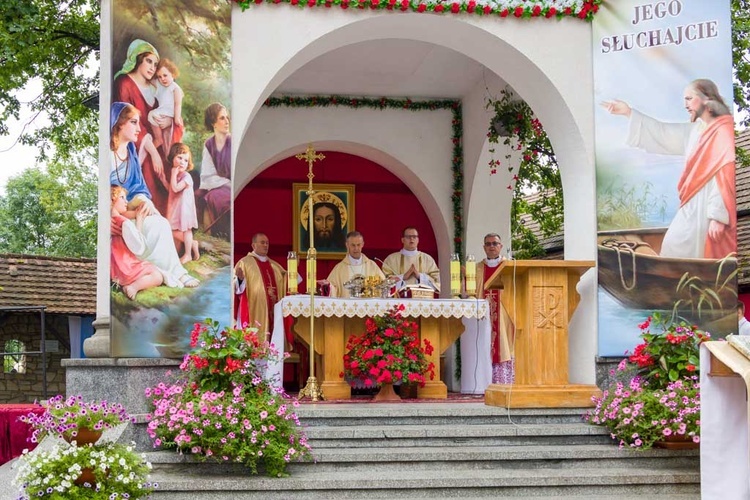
0;80;48;193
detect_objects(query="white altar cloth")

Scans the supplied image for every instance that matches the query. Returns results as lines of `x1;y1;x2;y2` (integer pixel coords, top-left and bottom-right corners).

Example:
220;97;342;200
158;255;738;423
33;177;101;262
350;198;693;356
269;296;491;394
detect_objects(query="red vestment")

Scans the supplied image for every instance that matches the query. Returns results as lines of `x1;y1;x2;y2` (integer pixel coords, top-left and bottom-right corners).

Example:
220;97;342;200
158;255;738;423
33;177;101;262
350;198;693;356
677;114;736;259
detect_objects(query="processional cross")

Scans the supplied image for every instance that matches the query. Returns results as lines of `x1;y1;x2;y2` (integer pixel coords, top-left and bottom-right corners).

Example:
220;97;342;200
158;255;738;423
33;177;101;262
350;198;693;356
296;144;325;402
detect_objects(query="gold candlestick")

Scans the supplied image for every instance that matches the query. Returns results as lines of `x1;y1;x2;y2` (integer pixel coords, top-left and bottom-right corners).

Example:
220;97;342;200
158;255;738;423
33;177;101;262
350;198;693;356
296;144;325;402
287;251;298;295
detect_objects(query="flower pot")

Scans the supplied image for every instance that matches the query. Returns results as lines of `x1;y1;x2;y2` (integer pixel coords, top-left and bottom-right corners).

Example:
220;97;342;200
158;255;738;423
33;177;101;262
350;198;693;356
398;383;419;399
654;434;699;450
64;427;103;446
373;383;401;401
74;467;97;487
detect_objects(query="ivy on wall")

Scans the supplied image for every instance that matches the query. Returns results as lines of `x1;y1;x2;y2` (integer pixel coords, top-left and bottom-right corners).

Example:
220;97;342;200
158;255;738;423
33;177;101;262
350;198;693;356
264;95;465;260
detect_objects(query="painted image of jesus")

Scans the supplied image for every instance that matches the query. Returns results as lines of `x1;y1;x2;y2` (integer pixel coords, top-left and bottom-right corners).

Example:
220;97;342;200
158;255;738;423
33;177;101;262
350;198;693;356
297;188;353;255
602;78;736;260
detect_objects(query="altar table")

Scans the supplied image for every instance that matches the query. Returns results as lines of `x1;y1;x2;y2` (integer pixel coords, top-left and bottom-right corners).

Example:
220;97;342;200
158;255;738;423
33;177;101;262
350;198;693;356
272;296;489;400
0;404;43;465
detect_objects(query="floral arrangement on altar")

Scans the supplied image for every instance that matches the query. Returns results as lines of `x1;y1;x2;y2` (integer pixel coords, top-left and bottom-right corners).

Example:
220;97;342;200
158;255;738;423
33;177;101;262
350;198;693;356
586;313;707;449
342;304;436;390
13;441;156;500
19;394;133;443
145;320;312;477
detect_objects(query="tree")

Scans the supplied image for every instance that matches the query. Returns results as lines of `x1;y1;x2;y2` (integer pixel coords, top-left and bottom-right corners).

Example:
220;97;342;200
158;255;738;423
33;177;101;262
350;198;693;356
0;0;100;161
0;160;97;257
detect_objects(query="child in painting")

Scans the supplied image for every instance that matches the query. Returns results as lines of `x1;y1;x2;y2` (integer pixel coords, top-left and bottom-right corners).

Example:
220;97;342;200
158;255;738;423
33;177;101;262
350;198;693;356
148;58;184;153
111;185;164;300
166;143;200;264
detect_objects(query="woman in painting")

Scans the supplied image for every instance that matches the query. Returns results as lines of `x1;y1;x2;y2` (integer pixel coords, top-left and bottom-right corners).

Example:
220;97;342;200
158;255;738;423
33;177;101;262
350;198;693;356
198;102;231;237
114;39;169;215
110;102;199;289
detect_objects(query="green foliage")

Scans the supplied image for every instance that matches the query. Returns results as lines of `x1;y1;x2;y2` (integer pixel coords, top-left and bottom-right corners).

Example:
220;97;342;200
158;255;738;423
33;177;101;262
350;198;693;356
0;0;100;161
0;162;97;257
732;0;750;128
486;87;563;259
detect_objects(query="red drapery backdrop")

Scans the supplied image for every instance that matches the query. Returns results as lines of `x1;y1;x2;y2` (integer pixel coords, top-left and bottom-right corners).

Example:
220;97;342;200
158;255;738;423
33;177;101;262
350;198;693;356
234;151;438;285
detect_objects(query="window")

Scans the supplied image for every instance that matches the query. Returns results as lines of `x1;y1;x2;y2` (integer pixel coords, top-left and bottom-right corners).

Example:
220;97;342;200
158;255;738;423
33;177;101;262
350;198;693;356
3;339;26;374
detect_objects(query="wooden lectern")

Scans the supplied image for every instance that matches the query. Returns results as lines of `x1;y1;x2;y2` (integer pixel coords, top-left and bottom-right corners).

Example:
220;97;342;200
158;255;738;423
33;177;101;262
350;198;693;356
483;260;601;408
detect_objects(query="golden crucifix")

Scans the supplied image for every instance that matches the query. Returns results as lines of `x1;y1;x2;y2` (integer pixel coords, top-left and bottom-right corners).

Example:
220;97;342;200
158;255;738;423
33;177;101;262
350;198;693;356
296;144;325;402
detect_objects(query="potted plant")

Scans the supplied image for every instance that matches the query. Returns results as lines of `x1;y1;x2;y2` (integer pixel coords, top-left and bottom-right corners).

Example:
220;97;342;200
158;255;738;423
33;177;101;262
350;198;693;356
19;394;134;445
13;441;156;499
586;313;707;449
145;320;312;477
342;304;436;400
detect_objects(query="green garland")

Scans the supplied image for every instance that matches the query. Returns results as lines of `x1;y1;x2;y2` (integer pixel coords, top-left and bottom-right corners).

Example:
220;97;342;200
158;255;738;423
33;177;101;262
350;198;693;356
265;95;465;379
264;95;464;260
235;0;603;21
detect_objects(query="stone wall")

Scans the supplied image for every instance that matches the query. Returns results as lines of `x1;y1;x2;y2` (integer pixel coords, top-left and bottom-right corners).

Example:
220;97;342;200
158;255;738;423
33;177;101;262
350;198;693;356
0;312;69;402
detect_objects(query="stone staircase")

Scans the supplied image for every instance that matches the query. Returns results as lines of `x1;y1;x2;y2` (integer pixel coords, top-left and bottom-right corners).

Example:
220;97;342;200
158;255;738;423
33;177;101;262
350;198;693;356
144;402;700;499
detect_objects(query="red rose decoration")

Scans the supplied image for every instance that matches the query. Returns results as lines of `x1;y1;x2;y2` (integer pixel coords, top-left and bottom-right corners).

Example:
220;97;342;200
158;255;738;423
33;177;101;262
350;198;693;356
514;6;523;17
483;5;491;14
499;8;508;17
417;3;426;11
564;7;572;15
291;0;299;5
341;0;349;8
400;0;409;10
451;2;459;13
435;3;444;12
370;0;379;7
466;1;475;13
546;6;556;17
532;5;541;16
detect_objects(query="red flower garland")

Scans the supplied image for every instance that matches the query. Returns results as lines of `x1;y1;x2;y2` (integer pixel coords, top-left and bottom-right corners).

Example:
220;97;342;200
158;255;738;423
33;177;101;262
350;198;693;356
233;0;604;21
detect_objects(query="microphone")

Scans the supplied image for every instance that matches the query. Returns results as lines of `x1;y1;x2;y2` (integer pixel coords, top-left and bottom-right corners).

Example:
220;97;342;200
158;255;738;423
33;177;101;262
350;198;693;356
373;257;385;266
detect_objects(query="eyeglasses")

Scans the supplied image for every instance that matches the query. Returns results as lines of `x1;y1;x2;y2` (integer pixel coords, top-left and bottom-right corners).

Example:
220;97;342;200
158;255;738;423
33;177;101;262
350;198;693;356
403;235;419;239
484;242;502;247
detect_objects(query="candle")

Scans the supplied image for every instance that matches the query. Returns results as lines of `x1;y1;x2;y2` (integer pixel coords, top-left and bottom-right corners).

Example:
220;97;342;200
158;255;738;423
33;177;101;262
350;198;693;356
450;253;460;297
466;254;476;297
287;251;297;295
306;252;317;294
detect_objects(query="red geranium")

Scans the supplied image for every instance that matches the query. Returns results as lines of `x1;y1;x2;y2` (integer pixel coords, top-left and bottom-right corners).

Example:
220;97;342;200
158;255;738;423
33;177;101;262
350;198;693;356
342;306;436;388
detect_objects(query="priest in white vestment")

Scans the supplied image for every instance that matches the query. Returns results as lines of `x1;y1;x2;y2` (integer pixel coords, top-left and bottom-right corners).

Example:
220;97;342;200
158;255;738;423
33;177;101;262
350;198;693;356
327;231;385;298
381;226;440;293
603;78;736;259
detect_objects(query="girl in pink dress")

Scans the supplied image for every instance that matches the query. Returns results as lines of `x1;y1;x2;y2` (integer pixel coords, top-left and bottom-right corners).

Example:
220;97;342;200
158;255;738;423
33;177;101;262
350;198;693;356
166;143;200;264
111;186;164;300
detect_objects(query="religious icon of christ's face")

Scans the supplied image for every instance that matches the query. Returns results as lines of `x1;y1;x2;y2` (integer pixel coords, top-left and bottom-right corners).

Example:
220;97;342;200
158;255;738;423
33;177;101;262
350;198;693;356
314;206;336;242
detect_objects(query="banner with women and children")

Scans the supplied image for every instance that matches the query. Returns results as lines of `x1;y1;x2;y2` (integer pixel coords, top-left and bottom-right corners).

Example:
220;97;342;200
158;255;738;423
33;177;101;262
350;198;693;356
109;0;232;357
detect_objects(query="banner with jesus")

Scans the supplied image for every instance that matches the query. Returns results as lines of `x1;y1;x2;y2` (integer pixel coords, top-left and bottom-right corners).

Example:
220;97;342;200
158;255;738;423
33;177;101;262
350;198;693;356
109;0;232;357
593;0;737;356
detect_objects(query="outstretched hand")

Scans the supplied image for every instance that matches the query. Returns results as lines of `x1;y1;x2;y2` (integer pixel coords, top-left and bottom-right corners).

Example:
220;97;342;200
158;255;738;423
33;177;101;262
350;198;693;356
601;99;632;117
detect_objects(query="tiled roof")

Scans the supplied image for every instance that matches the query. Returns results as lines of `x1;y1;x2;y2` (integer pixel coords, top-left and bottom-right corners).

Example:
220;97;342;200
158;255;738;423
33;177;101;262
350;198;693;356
737;129;750;213
519;190;564;253
0;254;96;315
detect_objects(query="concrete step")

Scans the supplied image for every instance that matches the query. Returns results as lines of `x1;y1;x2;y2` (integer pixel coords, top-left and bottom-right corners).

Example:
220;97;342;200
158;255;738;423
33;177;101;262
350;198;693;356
295;402;590;426
146;467;700;499
305;422;612;448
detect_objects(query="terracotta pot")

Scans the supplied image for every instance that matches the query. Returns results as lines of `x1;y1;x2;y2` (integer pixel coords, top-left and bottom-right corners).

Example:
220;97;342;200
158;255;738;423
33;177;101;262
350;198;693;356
654;434;699;450
63;427;103;446
74;467;97;487
373;383;401;401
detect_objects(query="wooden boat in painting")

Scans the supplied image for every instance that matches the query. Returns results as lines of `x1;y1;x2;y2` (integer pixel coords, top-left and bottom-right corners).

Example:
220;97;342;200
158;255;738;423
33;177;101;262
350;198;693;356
597;227;737;312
